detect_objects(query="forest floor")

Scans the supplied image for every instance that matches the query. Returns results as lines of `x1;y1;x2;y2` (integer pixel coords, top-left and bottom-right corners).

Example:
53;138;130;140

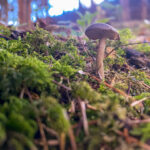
0;20;150;150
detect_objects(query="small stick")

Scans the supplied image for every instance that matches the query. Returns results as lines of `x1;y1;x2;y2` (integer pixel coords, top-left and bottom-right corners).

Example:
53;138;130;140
64;111;77;150
127;118;150;124
68;128;77;150
116;129;150;150
72;120;98;129
131;97;150;107
43;124;59;138
127;82;131;95
47;140;59;146
69;101;76;113
35;140;59;146
37;118;48;150
86;72;137;102
110;74;116;86
86;104;98;111
53;80;71;91
78;99;89;135
19;87;25;99
60;132;66;150
26;88;48;150
105;41;150;58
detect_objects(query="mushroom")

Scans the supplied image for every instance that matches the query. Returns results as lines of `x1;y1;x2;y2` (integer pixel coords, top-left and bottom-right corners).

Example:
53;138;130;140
85;23;120;80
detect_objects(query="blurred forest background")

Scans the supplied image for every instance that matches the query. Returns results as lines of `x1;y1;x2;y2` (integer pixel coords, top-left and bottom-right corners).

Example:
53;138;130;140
0;0;150;28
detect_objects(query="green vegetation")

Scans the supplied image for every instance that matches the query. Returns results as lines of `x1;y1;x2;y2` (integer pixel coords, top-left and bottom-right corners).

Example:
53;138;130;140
0;24;150;150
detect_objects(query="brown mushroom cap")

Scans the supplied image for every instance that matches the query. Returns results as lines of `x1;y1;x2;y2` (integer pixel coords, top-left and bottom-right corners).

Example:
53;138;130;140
85;23;120;40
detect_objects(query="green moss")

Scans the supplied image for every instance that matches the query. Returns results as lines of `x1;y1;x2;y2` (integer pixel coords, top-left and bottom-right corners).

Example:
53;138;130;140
0;25;11;36
24;27;56;55
0;97;37;149
119;28;135;44
131;70;150;86
131;123;150;142
72;81;101;102
135;43;150;53
43;97;70;134
0;50;56;100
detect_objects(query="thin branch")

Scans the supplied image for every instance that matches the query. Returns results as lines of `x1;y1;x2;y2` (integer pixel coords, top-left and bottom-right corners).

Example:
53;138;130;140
68;128;77;150
60;133;66;150
35;139;59;146
47;140;59;146
26;88;48;150
105;41;150;58
86;104;98;111
43;124;59;138
78;99;89;136
19;87;25;99
86;72;138;103
121;41;150;47
37;118;48;150
131;97;150;107
53;80;71;91
69;101;76;113
72;120;98;129
116;129;150;150
64;111;77;150
127;118;150;124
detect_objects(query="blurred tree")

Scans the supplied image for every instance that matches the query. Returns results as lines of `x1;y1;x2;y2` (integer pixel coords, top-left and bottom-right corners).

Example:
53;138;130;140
41;0;48;6
39;0;48;22
141;0;148;20
18;0;31;28
120;0;130;21
0;0;8;23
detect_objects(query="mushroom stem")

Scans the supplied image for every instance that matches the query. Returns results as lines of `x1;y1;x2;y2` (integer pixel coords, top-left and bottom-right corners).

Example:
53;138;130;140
96;38;106;80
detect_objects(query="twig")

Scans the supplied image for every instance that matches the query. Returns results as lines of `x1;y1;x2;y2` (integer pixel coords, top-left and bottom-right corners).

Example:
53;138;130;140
47;140;59;146
127;118;150;124
26;88;48;150
53;80;71;91
64;110;77;150
131;97;150;107
43;124;59;138
68;128;77;150
147;75;150;79
86;104;98;111
105;41;150;58
140;81;150;89
19;87;25;99
86;72;137;102
78;98;89;136
110;74;116;86
35;139;59;146
127;82;131;95
116;129;150;150
37;118;48;150
69;101;76;113
121;41;150;47
72;120;98;129
60;133;66;150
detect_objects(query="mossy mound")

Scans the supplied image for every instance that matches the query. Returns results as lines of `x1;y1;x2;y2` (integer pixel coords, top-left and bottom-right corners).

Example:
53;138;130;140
0;25;150;150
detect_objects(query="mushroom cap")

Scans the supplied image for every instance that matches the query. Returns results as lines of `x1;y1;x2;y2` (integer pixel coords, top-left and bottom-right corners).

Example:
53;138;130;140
85;23;120;40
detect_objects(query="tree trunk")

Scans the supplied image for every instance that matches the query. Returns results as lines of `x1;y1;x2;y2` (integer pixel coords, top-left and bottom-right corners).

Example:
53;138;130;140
120;0;130;21
141;0;148;20
0;0;8;23
18;0;31;29
26;0;32;26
